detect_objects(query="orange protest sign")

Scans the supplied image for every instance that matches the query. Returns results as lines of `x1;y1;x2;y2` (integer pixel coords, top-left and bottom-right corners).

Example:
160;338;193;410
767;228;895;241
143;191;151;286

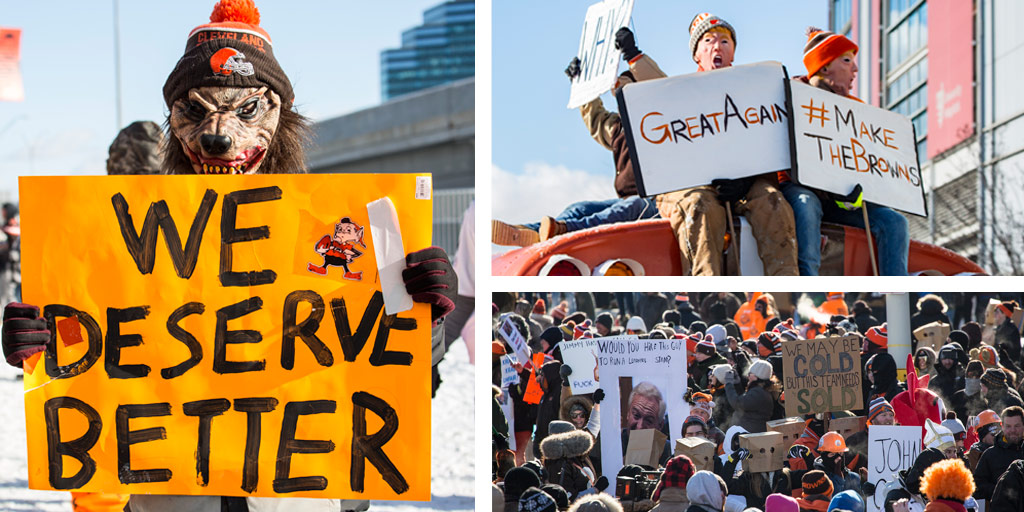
18;174;433;500
523;353;546;404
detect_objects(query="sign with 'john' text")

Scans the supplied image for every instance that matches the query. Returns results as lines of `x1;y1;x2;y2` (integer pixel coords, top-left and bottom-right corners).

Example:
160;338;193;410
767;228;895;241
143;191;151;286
18;174;433;500
567;0;635;109
781;334;863;417
790;80;926;216
617;61;792;197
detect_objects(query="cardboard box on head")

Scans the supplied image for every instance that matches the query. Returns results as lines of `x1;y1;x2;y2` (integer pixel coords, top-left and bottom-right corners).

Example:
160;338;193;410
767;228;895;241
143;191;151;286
625;429;668;468
767;417;805;450
674;437;717;472
739;432;784;473
985;298;1024;326
914;322;951;353
829;417;866;441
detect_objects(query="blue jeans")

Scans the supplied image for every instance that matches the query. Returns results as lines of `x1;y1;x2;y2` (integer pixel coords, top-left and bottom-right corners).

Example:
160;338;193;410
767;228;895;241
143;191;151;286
523;196;658;232
781;182;909;276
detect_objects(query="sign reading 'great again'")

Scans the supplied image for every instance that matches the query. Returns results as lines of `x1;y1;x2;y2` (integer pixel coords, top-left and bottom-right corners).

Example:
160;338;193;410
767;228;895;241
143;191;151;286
18;174;433;500
781;334;863;417
616;61;792;197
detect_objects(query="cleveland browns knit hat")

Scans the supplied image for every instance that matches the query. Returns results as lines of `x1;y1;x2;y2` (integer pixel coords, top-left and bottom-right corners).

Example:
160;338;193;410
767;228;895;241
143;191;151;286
803;27;858;78
163;0;294;109
688;13;736;59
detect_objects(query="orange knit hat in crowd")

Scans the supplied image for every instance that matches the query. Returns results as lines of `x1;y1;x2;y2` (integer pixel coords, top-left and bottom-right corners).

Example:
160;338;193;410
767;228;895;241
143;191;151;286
803;27;858;78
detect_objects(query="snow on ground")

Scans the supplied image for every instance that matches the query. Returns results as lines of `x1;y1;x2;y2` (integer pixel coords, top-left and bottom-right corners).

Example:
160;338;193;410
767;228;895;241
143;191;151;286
0;340;474;512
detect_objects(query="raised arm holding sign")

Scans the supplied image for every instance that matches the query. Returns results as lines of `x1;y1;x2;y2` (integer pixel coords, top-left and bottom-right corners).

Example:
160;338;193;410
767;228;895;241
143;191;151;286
567;0;635;109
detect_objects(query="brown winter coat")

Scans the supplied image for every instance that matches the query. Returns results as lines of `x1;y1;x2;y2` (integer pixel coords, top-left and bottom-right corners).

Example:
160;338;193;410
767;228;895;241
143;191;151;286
650;486;690;512
579;54;667;198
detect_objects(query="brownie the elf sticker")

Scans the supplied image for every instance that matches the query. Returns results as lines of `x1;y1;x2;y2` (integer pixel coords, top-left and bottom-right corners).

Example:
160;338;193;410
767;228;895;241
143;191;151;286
307;217;366;280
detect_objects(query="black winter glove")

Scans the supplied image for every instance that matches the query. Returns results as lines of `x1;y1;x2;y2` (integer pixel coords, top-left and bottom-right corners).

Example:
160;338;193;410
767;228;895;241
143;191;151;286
595;475;609;492
592;388;605;404
712;178;753;203
559;364;573;387
2;302;50;367
565;57;581;82
403;247;458;324
614;27;641;62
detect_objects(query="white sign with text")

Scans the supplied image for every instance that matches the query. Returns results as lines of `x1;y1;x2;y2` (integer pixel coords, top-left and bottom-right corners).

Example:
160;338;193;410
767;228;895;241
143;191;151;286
598;336;688;481
567;0;635;109
617;61;792;196
868;425;922;512
790;80;926;216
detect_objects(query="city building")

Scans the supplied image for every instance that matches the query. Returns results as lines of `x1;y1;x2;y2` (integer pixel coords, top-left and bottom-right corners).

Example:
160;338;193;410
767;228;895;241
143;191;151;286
830;0;1024;274
380;0;475;100
307;78;474;255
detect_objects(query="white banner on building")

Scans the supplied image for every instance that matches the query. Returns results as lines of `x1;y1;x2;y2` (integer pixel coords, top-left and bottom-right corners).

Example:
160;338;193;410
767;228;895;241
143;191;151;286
559;337;604;394
867;425;922;512
789;80;926;216
598;336;688;480
567;0;635;109
616;61;792;196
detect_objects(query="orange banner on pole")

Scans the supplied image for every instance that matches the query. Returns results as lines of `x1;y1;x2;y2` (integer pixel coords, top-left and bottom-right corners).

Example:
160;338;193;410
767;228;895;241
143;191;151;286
18;174;433;500
0;28;24;102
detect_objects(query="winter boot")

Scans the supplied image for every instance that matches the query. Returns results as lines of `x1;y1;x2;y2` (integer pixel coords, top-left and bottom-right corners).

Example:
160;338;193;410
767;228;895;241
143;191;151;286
539;216;568;242
492;220;540;247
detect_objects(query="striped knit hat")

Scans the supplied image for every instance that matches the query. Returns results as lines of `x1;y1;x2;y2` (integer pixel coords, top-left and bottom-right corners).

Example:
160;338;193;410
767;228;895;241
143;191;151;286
696;339;717;356
758;331;782;357
981;368;1008;389
803;27;858;78
690;392;715;416
573;320;593;340
802;470;834;498
688;13;736;58
867;397;894;425
866;325;888;350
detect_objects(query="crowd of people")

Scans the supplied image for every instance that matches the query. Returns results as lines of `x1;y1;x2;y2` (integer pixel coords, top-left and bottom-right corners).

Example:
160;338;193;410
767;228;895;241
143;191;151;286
491;12;911;276
491;292;1024;512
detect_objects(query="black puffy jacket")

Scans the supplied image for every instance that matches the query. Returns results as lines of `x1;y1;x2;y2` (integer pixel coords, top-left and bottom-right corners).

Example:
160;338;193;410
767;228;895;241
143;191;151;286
974;434;1024;500
991;459;1024;512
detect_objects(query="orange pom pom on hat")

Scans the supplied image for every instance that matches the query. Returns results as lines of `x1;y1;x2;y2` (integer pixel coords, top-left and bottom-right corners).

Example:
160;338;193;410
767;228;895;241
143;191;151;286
803;27;858;78
164;0;295;109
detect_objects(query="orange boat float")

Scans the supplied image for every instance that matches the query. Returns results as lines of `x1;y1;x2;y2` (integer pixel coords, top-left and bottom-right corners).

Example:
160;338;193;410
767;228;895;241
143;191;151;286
492;218;984;276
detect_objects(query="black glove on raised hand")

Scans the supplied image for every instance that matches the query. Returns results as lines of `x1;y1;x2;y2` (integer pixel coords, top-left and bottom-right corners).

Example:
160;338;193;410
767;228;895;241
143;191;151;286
2;303;50;367
712;178;753;203
403;247;458;325
614;27;641;61
592;388;605;404
565;57;581;82
559;364;573;387
595;475;609;492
